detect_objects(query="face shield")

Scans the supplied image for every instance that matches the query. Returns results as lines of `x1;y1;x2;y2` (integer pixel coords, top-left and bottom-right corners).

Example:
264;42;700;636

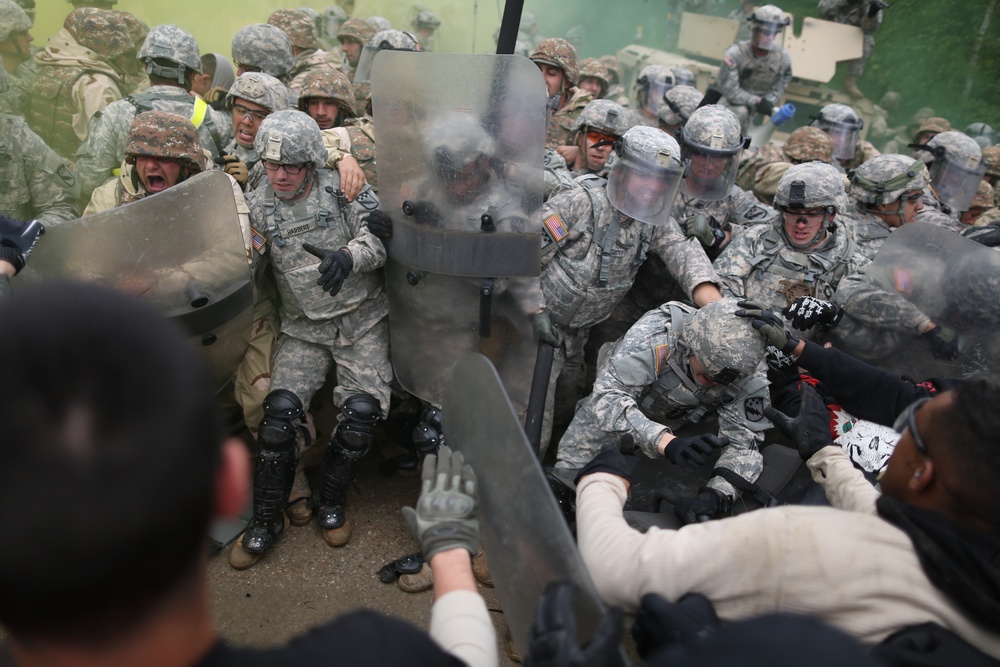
607;151;686;226
930;156;988;212
680;141;746;201
353;43;380;83
643;77;673;118
751;22;785;52
823;120;861;162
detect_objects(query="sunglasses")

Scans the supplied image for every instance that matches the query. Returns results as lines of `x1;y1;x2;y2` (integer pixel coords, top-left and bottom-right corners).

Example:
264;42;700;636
893;396;931;455
586;129;619;146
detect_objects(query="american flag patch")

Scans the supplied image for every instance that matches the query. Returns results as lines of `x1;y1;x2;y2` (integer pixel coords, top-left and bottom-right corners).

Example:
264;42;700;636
251;228;266;252
543;214;568;243
893;268;912;294
654;344;670;373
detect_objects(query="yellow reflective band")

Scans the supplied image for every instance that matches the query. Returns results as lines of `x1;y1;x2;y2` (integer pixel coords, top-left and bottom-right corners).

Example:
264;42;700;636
112;168;120;176
190;96;208;128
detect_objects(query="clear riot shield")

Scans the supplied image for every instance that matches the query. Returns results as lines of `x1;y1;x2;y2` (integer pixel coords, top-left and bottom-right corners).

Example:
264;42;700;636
445;354;624;664
828;222;1000;381
372;51;546;414
18;171;253;393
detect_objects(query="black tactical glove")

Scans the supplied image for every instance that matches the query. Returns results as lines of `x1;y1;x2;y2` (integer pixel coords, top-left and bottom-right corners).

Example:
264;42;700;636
533;310;562;347
868;0;890;17
782;296;844;331
735;300;800;369
524;581;625;667
364;210;393;239
574;435;639;486
0;216;42;274
673;488;725;525
921;324;959;361
662;433;729;473
218;154;248;188
400;446;480;560
755;96;774;116
763;383;833;461
632;592;720;659
303;243;353;297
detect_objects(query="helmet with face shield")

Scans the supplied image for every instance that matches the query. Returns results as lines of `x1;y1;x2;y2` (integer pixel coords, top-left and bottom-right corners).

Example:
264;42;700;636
848;153;927;222
678;297;766;386
634;64;674;118
811;103;864;163
912;130;986;212
423;112;496;204
607;126;686;226
678;105;749;201
748;4;789;52
353;28;422;83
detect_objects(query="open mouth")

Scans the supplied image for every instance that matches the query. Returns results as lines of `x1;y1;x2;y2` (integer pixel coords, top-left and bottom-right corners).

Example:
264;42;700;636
237;128;255;144
145;175;167;192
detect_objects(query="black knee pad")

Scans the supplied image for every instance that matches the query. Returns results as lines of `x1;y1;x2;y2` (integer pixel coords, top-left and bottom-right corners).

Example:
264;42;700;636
412;406;443;457
258;389;303;452
336;393;380;453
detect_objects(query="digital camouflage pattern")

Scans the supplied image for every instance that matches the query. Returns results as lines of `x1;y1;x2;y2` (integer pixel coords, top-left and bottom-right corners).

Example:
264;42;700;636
228;72;289;115
921;130;983;169
716;39;792;128
680;297;767;382
848;153;926;206
530;37;579;87
136;24;201;74
366;28;419;51
366;16;391;32
253;109;326;166
296;68;357;118
543;148;577;200
0;113;79;228
658;85;702;127
412;10;440;29
682;104;744;153
232;24;295;80
571;99;630;137
555;300;771;504
0;0;31;42
124;110;204;174
345;116;376;190
268;8;320;50
773;161;848;212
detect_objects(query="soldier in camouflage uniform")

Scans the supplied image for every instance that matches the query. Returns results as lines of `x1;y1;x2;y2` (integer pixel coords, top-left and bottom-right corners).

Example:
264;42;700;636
817;0;887;99
737;126;833;202
268;8;343;93
831;155;959;361
322;5;347;46
0;64;79;228
410;10;440;52
218;72;289;192
230;23;296;109
632;64;674;128
910;116;951;150
74;25;233;199
868;91;902;151
717;4;792;131
530;37;592;150
881;107;936;155
982;146;1000;207
657;84;702;138
297;68;371;195
556;297;772;524
113;10;149;94
336;17;374;85
715;162;862;349
352;29;422;109
539;126;720;452
25;8;131;161
0;0;32;115
810;103;878;171
959;180;995;228
598;54;632;108
911;130;985;234
559;98;631;181
230;110;390;569
576;57;609;101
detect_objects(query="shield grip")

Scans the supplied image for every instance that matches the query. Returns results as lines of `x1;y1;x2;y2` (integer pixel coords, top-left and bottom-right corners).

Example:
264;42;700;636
390;221;540;277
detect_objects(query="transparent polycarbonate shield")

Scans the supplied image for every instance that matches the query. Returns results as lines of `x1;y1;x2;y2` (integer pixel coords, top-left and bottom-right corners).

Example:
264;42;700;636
372;52;546;412
18;171;253;392
828;222;1000;381
445;354;624;664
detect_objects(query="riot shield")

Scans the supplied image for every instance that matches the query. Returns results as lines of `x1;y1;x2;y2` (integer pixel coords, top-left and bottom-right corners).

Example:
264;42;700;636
445;353;624;664
828;222;1000;381
18;171;253;393
372;52;546;413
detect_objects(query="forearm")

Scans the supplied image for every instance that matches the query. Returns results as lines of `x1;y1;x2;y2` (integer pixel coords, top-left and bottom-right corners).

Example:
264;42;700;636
806;446;879;514
429;549;497;667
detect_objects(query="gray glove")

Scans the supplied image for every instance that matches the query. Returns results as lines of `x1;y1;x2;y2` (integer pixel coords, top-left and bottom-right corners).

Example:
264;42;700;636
533;310;562;347
686;214;726;251
401;445;480;560
736;299;800;368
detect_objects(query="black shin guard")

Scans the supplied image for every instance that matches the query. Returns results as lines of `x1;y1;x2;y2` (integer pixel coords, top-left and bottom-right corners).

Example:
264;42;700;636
317;394;379;529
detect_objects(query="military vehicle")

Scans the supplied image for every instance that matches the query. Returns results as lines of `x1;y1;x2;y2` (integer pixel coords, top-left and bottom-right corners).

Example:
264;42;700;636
616;11;876;143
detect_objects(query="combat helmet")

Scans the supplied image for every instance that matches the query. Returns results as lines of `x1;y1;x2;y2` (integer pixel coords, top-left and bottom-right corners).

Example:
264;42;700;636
678;298;766;385
254;109;326;167
296;69;357;118
530;37;579;88
353;29;422;83
635;64;674;116
115;10;148;54
773;162;846;248
11;0;32;23
912;116;951;144
338;17;375;45
0;0;32;42
981;146;1000;180
137;25;201;85
268;8;320;50
672;67;696;88
848;154;926;214
810;103;863;162
915;130;986;212
577;58;610;97
571;99;630;137
679;104;748;200
658;85;702;129
423;112;495;200
64;8;132;59
599;54;623;85
325;5;347;36
607;125;686;226
366;16;391;32
232;24;295;80
412;10;440;30
124;110;204;176
964;122;996;149
748;4;789;51
227;72;289;115
782;126;833;164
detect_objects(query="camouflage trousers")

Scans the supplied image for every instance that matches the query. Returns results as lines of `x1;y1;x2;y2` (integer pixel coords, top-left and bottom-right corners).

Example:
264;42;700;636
270;316;393;417
553;395;618;469
233;292;280;436
540;326;593;460
848;32;874;77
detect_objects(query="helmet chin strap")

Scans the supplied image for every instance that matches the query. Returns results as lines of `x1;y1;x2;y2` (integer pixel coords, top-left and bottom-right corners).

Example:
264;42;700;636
780;209;832;249
274;165;316;200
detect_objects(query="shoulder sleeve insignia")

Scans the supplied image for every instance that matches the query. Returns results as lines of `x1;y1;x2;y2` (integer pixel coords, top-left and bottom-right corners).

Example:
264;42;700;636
654;343;670;374
251;227;267;253
56;164;76;187
723;54;736;69
744;396;764;422
354;190;379;210
543;213;568;245
893;268;912;294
